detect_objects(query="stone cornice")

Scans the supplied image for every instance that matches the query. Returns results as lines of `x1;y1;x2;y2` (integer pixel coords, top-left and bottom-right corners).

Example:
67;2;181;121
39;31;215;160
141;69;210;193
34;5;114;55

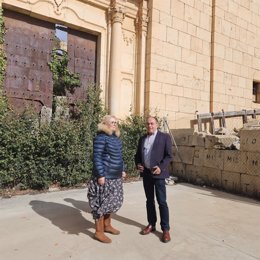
78;0;110;10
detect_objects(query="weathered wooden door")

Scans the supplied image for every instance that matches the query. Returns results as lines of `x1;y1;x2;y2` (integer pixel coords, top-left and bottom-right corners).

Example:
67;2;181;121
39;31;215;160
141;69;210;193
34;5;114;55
67;28;97;103
3;9;98;113
3;9;54;113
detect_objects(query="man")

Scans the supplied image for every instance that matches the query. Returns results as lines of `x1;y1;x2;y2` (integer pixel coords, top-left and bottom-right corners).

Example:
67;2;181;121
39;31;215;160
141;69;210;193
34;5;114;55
135;116;173;243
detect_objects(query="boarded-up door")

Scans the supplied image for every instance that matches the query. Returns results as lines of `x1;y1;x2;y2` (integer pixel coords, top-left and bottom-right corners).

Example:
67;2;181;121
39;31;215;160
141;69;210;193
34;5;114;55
3;9;54;113
3;9;98;113
67;28;97;103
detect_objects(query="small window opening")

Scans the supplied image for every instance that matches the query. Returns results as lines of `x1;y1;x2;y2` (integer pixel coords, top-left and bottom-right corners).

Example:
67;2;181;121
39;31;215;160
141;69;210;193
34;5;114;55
54;24;68;54
253;81;260;103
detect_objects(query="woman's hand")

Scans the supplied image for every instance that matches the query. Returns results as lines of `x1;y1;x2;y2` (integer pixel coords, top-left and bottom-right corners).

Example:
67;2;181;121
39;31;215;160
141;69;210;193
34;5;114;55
122;171;127;178
137;164;144;172
98;177;105;186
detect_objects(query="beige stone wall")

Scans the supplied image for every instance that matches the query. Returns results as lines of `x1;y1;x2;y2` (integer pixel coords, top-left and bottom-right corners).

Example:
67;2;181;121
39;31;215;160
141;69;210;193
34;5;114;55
2;0;260;127
146;0;212;128
212;0;260;112
146;0;260;129
121;15;136;116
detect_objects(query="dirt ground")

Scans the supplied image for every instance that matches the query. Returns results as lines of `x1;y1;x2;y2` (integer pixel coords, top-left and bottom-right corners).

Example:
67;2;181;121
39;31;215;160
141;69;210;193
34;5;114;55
0;176;141;198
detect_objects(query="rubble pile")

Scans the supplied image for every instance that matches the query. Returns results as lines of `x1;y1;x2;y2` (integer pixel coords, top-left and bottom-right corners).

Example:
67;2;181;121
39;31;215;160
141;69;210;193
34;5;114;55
170;120;260;200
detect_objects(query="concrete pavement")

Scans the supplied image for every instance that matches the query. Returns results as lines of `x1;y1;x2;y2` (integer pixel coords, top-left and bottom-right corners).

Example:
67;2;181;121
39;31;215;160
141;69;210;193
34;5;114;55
0;180;260;260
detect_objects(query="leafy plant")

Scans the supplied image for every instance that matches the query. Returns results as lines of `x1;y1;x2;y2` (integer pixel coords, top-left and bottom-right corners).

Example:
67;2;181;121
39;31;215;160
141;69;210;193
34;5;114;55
0;83;107;190
120;114;147;176
0;8;7;115
48;49;80;96
0;8;6;90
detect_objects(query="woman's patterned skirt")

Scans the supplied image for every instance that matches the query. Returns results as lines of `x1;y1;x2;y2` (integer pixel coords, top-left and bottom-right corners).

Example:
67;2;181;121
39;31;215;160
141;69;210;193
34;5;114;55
87;178;123;219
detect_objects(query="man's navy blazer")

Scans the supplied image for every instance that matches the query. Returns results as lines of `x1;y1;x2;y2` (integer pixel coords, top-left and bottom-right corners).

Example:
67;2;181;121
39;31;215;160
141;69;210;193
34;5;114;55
135;131;173;179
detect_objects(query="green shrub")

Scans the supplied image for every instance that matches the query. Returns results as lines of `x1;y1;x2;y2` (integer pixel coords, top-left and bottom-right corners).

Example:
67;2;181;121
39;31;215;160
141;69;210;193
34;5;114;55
0;8;6;92
0;102;164;190
0;84;106;190
120;114;147;176
0;110;38;188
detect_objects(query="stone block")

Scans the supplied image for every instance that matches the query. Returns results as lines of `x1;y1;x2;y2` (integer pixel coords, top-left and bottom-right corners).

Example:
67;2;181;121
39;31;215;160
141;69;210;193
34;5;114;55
202;167;222;188
246;152;260;176
185;165;221;187
241;174;260;198
40;106;52;125
185;165;221;188
223;150;247;173
53;96;69;120
189;132;205;147
193;147;205;166
173;146;194;164
242;120;260;129
171;162;186;179
205;135;239;149
152;22;167;40
222;171;241;193
240;129;260;152
170;128;194;146
185;164;204;183
203;149;224;170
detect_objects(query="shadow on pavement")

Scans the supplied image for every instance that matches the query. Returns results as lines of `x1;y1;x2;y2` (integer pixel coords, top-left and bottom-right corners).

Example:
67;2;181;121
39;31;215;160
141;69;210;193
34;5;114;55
64;198;90;213
64;198;145;231
30;200;94;238
30;198;162;240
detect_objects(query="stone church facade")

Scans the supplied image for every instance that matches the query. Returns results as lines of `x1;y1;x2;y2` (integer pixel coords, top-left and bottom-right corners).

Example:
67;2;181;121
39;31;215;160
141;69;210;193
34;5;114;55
1;0;260;128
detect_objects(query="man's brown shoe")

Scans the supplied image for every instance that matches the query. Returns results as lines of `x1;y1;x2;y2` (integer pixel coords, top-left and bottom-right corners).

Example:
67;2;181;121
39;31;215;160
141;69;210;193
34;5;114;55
162;230;171;243
141;225;156;235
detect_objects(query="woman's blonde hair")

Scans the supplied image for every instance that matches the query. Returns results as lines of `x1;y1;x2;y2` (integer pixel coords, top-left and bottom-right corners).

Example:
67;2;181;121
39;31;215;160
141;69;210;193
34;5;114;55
97;115;120;136
101;115;117;125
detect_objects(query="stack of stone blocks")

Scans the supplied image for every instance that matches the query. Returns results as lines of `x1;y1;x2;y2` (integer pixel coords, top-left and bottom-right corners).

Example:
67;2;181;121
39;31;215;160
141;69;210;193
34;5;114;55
170;128;260;199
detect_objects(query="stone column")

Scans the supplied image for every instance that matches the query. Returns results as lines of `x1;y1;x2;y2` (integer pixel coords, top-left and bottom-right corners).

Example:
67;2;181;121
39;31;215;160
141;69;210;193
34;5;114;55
108;1;125;116
135;0;148;114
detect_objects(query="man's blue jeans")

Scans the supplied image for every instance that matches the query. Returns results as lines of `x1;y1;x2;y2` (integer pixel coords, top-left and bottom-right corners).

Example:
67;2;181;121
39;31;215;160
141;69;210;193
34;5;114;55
143;173;170;231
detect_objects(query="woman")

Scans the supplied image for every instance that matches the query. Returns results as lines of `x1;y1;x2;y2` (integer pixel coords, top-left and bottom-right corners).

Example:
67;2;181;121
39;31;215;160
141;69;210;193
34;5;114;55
87;115;126;243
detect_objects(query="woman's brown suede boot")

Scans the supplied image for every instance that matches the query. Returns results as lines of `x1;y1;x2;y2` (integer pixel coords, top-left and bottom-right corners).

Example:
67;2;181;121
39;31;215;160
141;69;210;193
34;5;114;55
104;214;120;235
95;217;112;243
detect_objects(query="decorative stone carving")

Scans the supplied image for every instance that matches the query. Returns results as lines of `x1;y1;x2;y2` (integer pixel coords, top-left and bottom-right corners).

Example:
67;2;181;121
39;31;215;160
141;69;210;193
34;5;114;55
135;0;148;32
109;1;125;24
122;30;135;46
135;12;148;32
54;0;65;15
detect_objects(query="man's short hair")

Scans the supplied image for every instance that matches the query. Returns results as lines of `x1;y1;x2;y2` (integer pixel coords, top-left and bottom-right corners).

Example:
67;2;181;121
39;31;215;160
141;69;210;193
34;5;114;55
146;115;158;123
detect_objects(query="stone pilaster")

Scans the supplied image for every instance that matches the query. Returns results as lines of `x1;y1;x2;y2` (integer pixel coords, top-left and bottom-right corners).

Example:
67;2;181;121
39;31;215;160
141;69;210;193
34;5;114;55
108;0;125;116
135;0;148;114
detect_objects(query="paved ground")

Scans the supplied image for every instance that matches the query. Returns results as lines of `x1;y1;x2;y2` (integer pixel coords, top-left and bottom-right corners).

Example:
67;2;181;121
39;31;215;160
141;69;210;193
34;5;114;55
1;180;260;260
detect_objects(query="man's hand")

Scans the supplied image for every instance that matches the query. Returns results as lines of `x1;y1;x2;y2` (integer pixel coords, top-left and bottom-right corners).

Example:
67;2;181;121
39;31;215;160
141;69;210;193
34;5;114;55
98;177;105;185
152;166;161;175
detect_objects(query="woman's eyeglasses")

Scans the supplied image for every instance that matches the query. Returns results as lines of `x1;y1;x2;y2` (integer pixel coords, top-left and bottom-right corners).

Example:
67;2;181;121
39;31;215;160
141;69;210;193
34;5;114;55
110;121;117;125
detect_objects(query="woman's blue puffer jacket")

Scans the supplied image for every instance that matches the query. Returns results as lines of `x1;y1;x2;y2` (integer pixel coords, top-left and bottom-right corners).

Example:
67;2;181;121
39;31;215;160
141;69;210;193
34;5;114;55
93;131;124;179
